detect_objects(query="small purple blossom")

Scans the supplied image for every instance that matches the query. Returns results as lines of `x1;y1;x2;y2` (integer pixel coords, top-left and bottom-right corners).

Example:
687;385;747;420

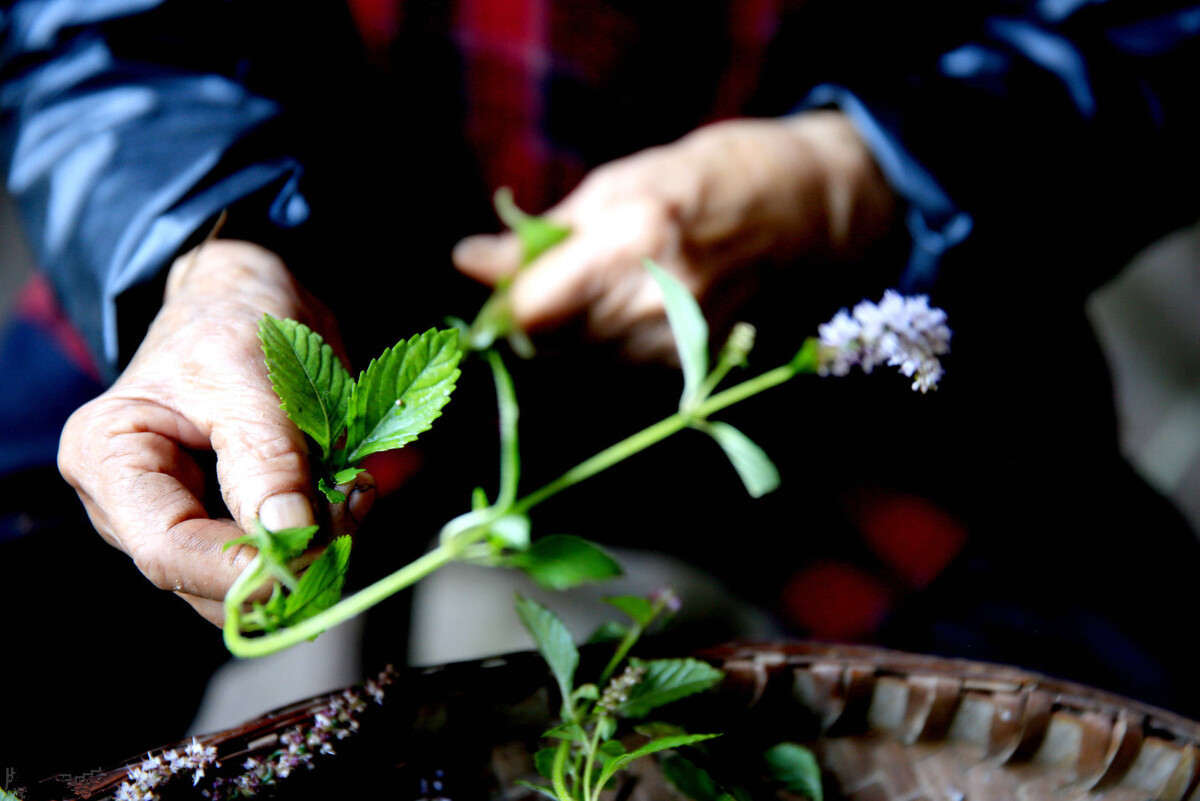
199;664;397;800
817;290;951;393
114;738;218;801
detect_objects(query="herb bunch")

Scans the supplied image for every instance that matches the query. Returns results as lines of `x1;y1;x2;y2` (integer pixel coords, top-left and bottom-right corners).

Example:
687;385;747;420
220;190;950;659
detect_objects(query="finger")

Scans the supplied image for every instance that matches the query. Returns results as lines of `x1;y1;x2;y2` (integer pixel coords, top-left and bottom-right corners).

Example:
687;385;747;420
328;470;377;539
64;403;259;599
209;403;316;537
452;233;524;285
177;592;228;627
509;200;677;333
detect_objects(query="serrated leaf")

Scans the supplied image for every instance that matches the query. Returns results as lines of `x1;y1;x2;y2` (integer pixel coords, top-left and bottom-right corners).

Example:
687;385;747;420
344;328;462;464
511;535;623;590
645;259;708;407
661;754;723;801
702;421;781;498
616;658;724;718
765;743;823;801
515;595;579;712
224;519;319;590
595;733;721;792
282;536;352;625
317;478;346;503
603;595;656;627
259;315;352;458
331;466;366;485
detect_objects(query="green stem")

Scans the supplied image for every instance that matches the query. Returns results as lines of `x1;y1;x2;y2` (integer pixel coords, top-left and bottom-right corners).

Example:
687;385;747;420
512;360;803;516
582;722;607;801
224;348;815;658
224;532;473;658
488;348;521;509
552;738;574;801
512;413;690;515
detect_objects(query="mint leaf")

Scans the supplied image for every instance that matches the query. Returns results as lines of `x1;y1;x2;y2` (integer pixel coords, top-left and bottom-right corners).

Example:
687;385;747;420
495;187;572;266
511;535;623;590
595;733;721;792
283;536;352;626
764;743;823;801
317;466;368;503
344;328;462;464
515;594;579;713
259;315;352;459
224;519;319;590
645;259;708;408
317;478;346;503
616;658;724;718
701;421;781;498
603;595;656;627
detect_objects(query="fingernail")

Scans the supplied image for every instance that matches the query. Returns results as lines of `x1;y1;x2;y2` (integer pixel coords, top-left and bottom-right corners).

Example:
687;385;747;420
348;475;377;525
259;492;315;531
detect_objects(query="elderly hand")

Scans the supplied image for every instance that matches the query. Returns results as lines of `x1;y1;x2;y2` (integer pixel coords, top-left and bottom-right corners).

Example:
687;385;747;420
58;240;374;625
453;111;897;362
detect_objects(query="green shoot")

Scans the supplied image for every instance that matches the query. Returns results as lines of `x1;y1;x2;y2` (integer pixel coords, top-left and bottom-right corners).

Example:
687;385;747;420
465;188;571;355
516;592;723;801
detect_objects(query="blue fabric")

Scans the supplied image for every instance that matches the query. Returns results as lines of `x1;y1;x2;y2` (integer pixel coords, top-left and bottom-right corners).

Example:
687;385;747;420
798;1;1200;294
3;0;1200;366
0;316;102;485
0;2;312;381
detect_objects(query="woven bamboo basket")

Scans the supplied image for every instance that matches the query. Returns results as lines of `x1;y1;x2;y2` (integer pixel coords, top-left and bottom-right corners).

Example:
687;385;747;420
44;642;1200;801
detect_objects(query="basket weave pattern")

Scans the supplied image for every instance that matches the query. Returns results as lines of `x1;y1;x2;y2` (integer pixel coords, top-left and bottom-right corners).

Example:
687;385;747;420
706;643;1200;801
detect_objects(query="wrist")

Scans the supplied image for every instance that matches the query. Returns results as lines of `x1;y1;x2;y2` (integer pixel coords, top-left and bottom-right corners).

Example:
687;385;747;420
781;111;899;261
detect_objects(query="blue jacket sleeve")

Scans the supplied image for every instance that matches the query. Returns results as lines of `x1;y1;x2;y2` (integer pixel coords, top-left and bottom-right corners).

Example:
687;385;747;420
0;1;331;381
799;1;1200;295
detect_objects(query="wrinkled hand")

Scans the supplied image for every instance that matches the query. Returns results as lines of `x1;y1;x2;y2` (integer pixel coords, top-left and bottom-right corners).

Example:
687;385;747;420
454;111;897;362
58;240;375;625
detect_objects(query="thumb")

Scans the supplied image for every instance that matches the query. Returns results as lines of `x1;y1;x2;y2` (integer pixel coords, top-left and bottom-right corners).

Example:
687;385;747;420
212;411;316;536
452;232;524;286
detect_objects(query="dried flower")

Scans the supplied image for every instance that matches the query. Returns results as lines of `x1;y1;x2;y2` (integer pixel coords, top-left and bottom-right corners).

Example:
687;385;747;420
817;290;951;393
114;738;218;801
201;664;397;800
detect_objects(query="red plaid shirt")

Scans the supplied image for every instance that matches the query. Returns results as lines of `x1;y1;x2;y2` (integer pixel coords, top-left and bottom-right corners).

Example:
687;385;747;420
347;0;784;213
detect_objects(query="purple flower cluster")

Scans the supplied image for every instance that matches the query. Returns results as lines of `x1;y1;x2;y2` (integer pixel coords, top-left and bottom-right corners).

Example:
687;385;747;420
816;291;951;393
114;739;219;801
110;666;396;801
205;666;395;800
